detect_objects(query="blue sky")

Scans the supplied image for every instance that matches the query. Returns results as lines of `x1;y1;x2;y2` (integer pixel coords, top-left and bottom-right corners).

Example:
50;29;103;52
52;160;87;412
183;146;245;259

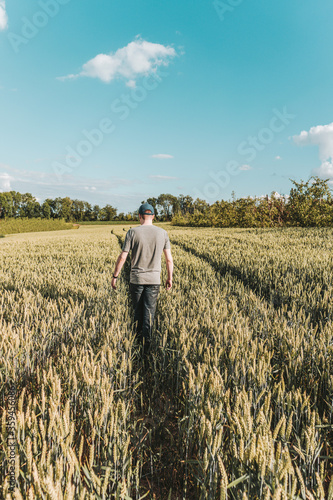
1;0;333;211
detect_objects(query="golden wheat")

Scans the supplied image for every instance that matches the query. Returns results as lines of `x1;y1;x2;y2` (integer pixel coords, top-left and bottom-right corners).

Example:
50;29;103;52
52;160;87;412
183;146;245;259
0;225;332;498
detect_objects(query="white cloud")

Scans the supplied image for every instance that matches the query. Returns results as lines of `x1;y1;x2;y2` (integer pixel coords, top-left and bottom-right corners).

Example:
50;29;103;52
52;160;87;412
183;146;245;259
0;172;12;191
258;192;289;200
0;1;8;30
271;191;289;199
149;175;178;180
0;164;161;212
239;164;252;171
275;156;282;160
0;163;139;196
293;123;333;160
59;38;177;85
293;123;333;181
150;154;174;159
56;74;79;82
126;80;136;88
313;160;333;179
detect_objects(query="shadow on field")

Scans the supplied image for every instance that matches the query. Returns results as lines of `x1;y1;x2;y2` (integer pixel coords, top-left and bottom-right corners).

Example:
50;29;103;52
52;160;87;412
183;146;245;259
172;239;329;327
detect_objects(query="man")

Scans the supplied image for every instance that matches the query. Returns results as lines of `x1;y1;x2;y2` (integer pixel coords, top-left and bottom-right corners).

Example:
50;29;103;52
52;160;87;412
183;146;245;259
112;203;173;355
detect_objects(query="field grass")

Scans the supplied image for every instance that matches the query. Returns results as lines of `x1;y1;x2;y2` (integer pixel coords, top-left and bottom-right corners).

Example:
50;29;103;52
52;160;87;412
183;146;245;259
0;225;332;499
78;221;170;226
0;218;75;236
78;221;136;225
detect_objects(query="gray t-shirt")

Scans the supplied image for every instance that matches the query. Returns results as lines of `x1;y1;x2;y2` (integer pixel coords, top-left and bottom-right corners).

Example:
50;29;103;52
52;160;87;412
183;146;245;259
122;225;171;285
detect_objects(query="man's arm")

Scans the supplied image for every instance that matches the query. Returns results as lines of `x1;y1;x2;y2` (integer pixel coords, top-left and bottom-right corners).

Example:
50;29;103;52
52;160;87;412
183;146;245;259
164;248;173;290
111;251;128;289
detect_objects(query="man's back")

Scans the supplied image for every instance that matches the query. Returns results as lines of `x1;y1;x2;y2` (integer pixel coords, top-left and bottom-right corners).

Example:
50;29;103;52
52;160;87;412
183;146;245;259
122;225;170;285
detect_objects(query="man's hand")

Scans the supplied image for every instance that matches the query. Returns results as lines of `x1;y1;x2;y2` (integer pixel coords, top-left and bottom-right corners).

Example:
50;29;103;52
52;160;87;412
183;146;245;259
111;251;128;290
164;249;173;291
166;279;172;290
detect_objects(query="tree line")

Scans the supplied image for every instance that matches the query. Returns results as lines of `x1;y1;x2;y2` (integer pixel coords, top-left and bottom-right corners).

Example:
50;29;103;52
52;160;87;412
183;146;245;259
0;193;120;222
0;192;208;222
0;177;332;226
170;178;333;227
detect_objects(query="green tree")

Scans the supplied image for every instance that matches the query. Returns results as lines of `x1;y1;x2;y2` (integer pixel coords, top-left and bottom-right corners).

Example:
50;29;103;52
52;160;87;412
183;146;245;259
83;202;93;221
10;191;22;217
210;200;236;227
146;197;159;217
157;194;178;220
92;205;101;221
288;177;333;226
101;204;117;221
0;192;13;218
71;199;85;222
19;193;41;218
42;201;51;219
60;197;73;221
177;195;194;215
193;198;209;214
47;197;63;219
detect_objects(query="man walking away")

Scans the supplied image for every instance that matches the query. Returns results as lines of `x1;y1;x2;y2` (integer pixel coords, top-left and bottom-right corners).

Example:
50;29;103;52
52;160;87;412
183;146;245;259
112;203;173;356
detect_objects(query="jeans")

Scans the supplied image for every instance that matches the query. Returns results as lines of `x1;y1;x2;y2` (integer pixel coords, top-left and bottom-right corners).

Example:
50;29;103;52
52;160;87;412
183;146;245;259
130;283;160;354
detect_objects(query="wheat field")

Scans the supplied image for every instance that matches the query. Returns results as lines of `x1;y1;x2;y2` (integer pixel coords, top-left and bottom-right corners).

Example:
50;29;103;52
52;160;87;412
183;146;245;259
0;225;332;499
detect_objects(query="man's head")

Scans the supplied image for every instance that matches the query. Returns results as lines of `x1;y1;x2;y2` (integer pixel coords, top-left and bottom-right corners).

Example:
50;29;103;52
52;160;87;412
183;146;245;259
138;203;155;224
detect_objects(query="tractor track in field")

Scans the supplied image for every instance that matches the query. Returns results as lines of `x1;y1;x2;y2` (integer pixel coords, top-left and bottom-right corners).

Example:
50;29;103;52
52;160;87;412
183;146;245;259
112;231;194;499
171;238;333;420
170;238;285;321
170;238;328;328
